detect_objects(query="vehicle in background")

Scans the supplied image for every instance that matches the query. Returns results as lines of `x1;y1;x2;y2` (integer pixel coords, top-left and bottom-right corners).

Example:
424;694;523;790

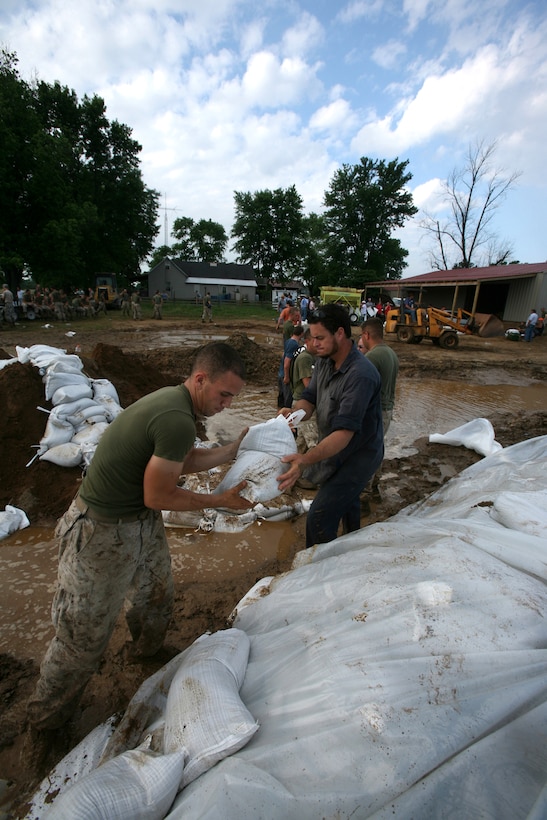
319;287;363;324
94;273;120;309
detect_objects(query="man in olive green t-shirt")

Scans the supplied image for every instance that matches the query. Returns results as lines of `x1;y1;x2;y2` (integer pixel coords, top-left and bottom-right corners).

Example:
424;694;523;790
27;343;253;741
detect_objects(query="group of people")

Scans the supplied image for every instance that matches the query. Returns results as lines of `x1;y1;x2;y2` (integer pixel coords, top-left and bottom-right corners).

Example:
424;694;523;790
25;298;400;762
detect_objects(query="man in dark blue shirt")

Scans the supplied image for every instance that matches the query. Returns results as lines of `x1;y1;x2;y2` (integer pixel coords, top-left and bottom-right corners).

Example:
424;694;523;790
278;304;383;547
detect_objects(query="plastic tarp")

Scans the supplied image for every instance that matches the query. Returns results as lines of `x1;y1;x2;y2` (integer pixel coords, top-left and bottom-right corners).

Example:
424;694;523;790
27;433;547;819
169;434;547;819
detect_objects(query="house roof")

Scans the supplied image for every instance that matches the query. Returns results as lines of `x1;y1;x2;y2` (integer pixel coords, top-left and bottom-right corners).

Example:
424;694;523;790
367;262;547;291
173;260;256;282
186;277;258;287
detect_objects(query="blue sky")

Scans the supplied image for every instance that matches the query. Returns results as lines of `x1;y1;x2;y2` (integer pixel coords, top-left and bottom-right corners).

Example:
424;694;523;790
1;0;546;276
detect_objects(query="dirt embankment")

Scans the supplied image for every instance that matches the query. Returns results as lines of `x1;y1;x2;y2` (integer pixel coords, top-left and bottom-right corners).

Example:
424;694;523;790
0;316;546;816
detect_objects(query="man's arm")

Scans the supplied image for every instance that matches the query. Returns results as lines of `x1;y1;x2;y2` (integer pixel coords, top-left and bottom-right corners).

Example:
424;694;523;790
181;428;247;473
143;455;253;512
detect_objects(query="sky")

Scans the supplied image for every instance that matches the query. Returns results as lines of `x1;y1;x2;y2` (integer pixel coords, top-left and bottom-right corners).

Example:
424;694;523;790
1;0;546;277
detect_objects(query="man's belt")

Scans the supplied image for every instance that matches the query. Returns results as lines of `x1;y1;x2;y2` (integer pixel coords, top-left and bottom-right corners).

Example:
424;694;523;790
75;494;151;524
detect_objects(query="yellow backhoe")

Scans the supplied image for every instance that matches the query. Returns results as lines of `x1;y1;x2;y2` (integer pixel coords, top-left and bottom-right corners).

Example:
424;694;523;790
385;305;476;349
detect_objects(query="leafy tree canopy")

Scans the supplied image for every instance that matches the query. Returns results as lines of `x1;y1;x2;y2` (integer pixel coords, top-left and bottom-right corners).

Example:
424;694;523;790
323;157;417;285
0;49;159;292
231;185;306;282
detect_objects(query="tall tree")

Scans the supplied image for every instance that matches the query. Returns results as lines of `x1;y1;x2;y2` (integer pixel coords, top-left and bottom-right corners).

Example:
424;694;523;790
420;139;520;270
0;50;159;291
323;157;417;285
231;186;306;281
170;216;228;261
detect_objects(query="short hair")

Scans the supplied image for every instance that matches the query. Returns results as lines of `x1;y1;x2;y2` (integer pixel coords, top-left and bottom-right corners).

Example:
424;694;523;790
292;325;304;337
309;303;351;338
361;317;384;339
192;342;246;380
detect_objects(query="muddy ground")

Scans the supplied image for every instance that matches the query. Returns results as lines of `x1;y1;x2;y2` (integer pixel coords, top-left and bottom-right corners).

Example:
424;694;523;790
0;314;546;817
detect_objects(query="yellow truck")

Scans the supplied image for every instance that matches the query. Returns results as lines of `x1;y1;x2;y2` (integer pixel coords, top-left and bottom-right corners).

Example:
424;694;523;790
319;287;363;324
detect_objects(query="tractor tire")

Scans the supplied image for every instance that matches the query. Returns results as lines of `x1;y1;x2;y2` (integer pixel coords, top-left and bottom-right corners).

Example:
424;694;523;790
439;331;459;349
397;326;415;343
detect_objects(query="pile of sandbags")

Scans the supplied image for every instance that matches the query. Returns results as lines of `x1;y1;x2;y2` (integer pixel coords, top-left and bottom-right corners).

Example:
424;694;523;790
17;344;123;469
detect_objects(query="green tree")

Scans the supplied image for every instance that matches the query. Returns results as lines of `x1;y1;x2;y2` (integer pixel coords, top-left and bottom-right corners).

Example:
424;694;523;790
0;50;38;289
323;157;417;285
170;216;228;261
231;185;306;281
0;50;159;291
300;212;328;294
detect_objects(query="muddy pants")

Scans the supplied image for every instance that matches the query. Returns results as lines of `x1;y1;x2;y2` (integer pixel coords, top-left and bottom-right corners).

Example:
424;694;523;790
27;499;173;730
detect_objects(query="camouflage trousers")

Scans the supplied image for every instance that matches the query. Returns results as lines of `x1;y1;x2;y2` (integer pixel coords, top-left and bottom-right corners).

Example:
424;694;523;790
27;498;173;730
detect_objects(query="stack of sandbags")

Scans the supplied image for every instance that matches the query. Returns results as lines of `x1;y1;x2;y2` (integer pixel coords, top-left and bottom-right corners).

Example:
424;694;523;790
17;344;123;469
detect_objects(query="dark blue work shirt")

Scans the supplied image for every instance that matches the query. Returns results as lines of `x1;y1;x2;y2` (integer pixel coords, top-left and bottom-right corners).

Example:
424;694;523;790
301;342;383;484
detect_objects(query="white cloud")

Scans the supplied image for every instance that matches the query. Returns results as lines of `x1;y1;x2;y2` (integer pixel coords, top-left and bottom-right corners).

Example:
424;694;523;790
337;1;383;25
309;98;356;135
372;39;407;70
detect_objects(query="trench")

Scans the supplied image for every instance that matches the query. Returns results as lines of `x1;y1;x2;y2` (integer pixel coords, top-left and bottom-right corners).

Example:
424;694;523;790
0;378;545;660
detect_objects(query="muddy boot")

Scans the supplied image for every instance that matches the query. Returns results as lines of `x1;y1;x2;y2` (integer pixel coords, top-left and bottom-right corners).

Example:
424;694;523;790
20;725;70;775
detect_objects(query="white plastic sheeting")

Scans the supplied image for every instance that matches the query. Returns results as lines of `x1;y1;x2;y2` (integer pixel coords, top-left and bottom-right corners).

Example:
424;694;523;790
428;416;502;456
25;434;547;819
169;434;547;820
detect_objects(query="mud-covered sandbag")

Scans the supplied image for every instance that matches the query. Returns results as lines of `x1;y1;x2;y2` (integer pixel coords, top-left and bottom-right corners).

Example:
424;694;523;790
92;379;121;404
42;746;185;820
163;629;258;789
72;422;109;447
39;442;83;467
214;412;304;503
49;397;99;422
93;395;124;422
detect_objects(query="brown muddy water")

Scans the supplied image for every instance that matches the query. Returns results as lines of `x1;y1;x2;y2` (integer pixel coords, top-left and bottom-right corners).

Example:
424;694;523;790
1;378;545;659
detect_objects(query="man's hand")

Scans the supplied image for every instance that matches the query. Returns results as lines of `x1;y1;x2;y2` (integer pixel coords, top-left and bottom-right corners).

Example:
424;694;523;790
216;480;255;510
277;453;305;492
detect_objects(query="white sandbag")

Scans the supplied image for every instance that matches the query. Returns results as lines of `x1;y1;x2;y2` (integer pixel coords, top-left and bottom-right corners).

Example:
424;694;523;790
38;415;75;454
94;395;124;422
429;417;503;457
51;382;94;406
163;629;258;789
213;412;304;504
0;357;18;370
39;442;83;467
16;345;31;363
49;397;99;421
92;379;120;404
42;745;186;820
215;450;288;504
72;422;109;447
25;717;117;820
46;357;85;375
0;505;30;541
44;371;90;401
238;412;302;458
65;402;107;427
